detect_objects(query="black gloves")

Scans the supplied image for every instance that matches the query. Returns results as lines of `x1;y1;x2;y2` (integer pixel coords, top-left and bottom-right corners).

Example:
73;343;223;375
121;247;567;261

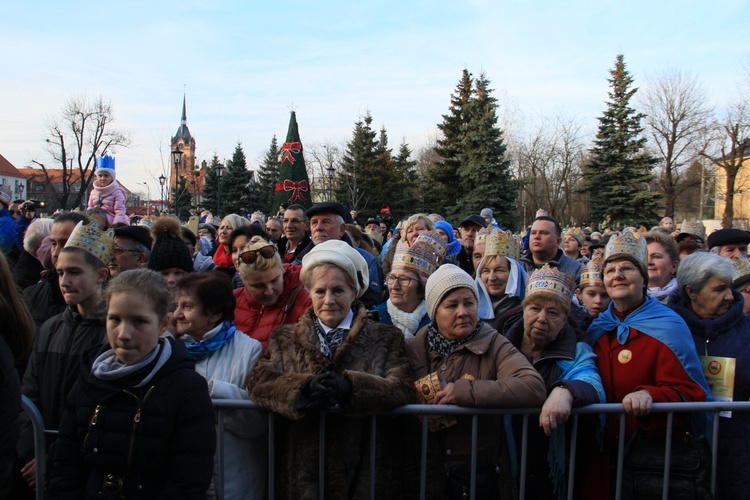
296;371;353;411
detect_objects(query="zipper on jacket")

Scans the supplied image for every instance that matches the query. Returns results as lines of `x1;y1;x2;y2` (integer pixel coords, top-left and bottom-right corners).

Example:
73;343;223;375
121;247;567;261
125;386;156;473
83;404;102;448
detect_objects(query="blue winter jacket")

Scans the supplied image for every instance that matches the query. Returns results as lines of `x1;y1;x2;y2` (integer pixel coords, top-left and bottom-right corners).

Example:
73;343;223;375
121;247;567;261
0;208;15;257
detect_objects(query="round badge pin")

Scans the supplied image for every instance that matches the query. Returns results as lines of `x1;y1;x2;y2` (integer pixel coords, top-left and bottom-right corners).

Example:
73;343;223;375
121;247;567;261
618;349;633;364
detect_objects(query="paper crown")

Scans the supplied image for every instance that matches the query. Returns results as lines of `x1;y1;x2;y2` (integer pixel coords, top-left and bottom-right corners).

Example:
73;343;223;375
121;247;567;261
96;155;115;170
564;227;584;246
580;259;604;288
0;185;11;207
484;229;520;261
391;231;447;285
64;221;115;266
474;227;493;245
535;208;548;218
525;264;575;304
681;219;705;239
733;255;750;288
605;228;647;266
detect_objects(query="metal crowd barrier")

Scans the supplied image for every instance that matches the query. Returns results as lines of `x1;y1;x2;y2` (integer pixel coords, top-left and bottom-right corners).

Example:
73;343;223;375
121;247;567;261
23;398;750;500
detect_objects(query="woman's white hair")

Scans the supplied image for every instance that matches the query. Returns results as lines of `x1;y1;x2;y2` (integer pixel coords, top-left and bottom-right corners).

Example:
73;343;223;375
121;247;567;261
676;251;734;296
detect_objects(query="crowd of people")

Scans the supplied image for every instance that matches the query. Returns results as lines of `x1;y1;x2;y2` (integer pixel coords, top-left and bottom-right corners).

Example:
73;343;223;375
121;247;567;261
1;174;749;498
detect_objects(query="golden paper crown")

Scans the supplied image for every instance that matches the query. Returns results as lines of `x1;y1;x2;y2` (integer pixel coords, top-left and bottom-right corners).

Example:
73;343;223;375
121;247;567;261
485;229;520;261
680;219;705;239
580;259;604;288
733;255;750;287
392;231;447;285
605;228;647;266
564;227;584;246
525;265;575;304
64;221;115;265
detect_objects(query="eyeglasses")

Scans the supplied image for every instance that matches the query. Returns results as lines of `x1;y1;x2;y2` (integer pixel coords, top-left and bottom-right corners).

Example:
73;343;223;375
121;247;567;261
603;264;639;277
239;244;276;264
113;247;141;256
385;274;419;287
283;218;305;225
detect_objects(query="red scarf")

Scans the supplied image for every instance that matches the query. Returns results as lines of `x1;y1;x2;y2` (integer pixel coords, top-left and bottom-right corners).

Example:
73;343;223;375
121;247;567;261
213;244;234;268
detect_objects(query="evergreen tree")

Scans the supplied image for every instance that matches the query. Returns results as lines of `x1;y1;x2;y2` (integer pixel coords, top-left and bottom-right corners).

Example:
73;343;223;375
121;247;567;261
430;69;474;217
257;135;281;215
457;73;517;228
201;155;221;216
581;55;660;228
336;112;379;211
171;176;192;221
391;141;420;215
223;142;252;216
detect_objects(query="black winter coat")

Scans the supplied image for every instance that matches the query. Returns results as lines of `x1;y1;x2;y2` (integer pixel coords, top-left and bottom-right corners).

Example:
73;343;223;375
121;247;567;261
18;306;106;459
22;271;66;330
48;338;216;499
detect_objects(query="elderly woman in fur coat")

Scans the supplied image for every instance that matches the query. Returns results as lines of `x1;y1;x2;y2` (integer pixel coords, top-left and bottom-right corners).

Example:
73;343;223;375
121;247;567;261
247;239;415;500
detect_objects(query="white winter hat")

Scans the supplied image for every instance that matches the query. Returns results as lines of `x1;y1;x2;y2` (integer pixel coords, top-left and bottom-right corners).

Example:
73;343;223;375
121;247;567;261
301;240;369;298
425;264;478;320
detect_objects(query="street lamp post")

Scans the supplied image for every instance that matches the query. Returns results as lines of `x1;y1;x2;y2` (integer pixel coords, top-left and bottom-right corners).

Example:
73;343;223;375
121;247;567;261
139;182;151;216
171;147;183;218
216;162;225;217
326;164;335;201
158;174;166;214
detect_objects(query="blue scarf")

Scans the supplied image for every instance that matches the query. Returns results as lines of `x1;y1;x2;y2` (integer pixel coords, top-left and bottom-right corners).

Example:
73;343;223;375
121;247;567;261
184;321;236;361
587;296;711;399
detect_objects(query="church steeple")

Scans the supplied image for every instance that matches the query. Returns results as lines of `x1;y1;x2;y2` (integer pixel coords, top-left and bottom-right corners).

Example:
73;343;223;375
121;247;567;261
174;93;192;142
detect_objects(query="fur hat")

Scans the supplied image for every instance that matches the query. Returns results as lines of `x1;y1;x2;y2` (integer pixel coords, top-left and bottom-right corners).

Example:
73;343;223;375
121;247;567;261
425;264;478;321
0;185;11;208
95;155;116;180
147;216;193;273
301;240;369;298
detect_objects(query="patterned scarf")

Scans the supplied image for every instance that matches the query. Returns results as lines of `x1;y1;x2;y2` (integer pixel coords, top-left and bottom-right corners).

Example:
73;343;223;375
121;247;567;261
184;321;236;361
314;316;350;360
426;320;482;358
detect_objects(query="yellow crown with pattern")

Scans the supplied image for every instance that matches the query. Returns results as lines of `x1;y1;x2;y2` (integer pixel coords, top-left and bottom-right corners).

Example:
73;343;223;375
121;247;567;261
485;229;520;261
392;231;447;285
64;221;115;266
605;228;647;266
525;265;575;304
580;258;604;288
733;255;750;288
681;219;705;239
564;227;584;246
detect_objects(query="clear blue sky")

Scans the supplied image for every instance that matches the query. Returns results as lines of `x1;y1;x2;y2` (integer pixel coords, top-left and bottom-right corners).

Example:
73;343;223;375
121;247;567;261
1;0;747;197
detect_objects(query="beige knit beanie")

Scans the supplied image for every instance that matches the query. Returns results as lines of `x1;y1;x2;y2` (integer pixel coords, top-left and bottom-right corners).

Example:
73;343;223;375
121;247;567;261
425;264;478;320
301;239;369;297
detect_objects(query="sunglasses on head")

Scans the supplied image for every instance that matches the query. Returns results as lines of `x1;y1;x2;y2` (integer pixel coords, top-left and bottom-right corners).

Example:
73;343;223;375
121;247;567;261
239;244;276;264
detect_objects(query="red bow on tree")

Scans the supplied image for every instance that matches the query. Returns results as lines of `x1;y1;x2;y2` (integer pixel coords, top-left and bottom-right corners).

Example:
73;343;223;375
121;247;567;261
274;179;309;203
281;142;303;164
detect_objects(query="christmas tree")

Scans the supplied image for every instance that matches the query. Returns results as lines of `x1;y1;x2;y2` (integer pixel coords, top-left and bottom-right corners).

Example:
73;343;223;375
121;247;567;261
273;112;312;211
